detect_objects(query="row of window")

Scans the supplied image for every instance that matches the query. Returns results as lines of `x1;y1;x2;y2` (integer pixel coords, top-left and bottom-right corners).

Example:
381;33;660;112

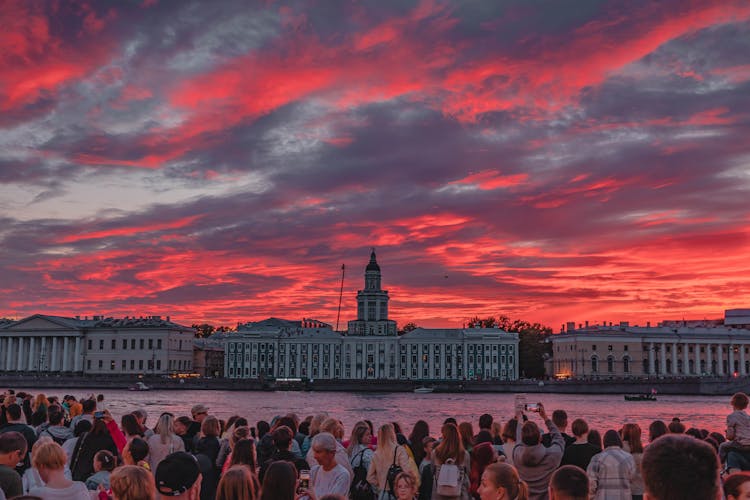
87;338;163;351
86;358;191;371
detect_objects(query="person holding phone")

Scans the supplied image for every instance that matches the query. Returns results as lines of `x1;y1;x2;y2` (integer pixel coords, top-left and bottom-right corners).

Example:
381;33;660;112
512;402;564;500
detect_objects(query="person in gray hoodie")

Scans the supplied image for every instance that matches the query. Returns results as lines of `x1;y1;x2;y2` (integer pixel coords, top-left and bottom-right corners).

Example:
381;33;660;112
38;408;73;446
512;403;564;500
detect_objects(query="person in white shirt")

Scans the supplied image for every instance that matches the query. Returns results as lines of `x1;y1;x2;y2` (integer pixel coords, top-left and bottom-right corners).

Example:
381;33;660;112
303;432;351;500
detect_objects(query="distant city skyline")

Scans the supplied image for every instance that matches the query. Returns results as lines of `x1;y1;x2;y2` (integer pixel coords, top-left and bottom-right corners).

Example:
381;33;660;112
1;1;749;330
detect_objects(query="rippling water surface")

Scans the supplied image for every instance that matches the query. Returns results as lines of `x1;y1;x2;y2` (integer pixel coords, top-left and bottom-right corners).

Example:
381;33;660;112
35;389;731;434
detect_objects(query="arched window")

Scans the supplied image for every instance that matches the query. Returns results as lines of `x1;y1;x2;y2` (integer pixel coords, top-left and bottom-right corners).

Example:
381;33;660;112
607;356;614;373
591;356;599;373
623;356;630;373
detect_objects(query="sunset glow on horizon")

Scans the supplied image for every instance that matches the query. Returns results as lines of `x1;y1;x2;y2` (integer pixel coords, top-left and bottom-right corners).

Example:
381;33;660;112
2;0;750;331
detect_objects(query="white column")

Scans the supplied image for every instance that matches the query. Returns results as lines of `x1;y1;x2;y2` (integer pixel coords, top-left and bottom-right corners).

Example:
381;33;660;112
718;344;725;376
27;337;35;372
49;337;58;371
742;345;747;376
649;342;655;375
6;338;13;370
730;344;735;376
672;342;678;375
62;337;70;372
74;337;82;372
660;343;667;375
695;343;701;376
683;342;690;375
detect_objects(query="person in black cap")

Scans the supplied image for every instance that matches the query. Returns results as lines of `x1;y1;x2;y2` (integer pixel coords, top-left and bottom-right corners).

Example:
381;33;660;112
155;451;202;500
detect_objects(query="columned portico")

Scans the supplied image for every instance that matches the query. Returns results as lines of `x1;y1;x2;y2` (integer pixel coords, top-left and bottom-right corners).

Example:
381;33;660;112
27;337;35;371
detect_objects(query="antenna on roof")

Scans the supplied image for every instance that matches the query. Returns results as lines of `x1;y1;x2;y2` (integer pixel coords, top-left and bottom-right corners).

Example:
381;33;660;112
335;264;345;332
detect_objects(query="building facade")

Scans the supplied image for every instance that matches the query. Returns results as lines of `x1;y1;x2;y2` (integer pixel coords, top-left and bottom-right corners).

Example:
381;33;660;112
225;252;519;381
550;321;750;379
0;314;195;375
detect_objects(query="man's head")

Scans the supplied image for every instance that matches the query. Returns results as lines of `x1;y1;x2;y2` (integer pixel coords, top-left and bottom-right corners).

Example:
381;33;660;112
5;403;22;422
132;409;148;426
0;431;28;467
478;413;493;430
272;425;294;451
191;404;209;423
667;421;685;434
570;418;589;439
521;421;541;446
81;399;97;415
731;393;749;411
549;465;589;500
155;451;202;499
603;430;622;448
48;407;65;426
311;432;338;470
642;434;719;500
552;410;568;431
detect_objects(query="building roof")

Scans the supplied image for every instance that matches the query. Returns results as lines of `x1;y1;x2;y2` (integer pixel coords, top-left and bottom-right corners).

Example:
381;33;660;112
0;313;191;332
400;327;518;340
554;324;750;340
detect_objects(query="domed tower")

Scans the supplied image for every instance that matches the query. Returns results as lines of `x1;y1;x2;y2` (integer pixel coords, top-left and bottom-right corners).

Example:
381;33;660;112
348;250;397;336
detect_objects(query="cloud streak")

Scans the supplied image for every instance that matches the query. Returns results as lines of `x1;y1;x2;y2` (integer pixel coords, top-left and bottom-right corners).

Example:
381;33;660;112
1;0;749;329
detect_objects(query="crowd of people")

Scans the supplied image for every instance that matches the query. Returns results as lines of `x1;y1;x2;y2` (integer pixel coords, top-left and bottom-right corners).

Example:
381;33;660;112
0;388;749;500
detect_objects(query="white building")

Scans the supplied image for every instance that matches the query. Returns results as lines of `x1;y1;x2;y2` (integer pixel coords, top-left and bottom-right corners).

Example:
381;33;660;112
0;314;195;375
225;252;519;381
549;319;750;379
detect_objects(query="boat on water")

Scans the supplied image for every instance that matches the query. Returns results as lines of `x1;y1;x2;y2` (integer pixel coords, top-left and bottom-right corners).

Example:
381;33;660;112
624;393;657;401
128;381;150;391
414;387;434;394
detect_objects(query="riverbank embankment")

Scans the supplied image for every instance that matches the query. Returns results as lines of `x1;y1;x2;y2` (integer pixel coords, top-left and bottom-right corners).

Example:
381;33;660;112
3;375;750;395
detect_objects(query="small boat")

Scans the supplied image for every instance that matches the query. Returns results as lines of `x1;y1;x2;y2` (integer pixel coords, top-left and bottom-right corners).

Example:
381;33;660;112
414;386;434;394
624;393;656;401
128;381;150;391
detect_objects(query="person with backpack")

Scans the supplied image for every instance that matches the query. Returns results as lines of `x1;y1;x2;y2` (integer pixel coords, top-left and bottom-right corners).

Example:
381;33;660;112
38;407;73;446
368;423;419;499
348;421;375;500
431;423;471;500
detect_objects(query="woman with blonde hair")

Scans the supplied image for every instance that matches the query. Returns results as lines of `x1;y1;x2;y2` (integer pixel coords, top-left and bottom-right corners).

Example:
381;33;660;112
110;465;156;500
476;463;528;500
431;423;471;500
367;423;419;499
147;413;184;471
217;465;259;500
28;441;90;499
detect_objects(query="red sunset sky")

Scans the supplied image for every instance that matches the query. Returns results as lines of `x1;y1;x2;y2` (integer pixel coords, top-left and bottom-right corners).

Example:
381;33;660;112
1;0;750;331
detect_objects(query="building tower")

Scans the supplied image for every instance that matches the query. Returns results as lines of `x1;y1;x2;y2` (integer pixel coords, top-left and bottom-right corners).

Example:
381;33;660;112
347;250;397;336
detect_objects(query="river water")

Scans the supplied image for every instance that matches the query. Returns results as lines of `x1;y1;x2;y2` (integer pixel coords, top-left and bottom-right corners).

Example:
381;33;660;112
31;389;732;435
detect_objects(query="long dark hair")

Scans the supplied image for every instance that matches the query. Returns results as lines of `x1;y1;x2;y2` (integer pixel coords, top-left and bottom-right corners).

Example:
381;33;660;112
260;461;297;500
229;439;257;470
408;420;430;464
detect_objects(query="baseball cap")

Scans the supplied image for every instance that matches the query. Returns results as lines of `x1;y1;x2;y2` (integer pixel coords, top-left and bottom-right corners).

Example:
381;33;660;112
155;452;200;496
191;404;209;416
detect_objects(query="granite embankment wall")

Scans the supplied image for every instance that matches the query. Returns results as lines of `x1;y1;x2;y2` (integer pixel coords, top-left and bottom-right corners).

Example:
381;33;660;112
3;375;750;395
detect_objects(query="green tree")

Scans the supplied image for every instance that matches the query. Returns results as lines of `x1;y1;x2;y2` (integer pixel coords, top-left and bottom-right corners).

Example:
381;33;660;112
192;323;216;338
468;314;552;378
398;322;419;335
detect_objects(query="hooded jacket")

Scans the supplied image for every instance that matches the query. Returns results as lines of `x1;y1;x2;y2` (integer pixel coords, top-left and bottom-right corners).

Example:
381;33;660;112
39;425;74;445
512;419;564;500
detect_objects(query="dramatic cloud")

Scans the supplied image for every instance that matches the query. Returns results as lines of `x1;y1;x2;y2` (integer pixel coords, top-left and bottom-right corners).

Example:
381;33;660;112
1;0;749;330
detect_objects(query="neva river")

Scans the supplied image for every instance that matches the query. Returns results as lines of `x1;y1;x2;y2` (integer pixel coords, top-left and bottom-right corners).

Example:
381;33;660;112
29;389;732;434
